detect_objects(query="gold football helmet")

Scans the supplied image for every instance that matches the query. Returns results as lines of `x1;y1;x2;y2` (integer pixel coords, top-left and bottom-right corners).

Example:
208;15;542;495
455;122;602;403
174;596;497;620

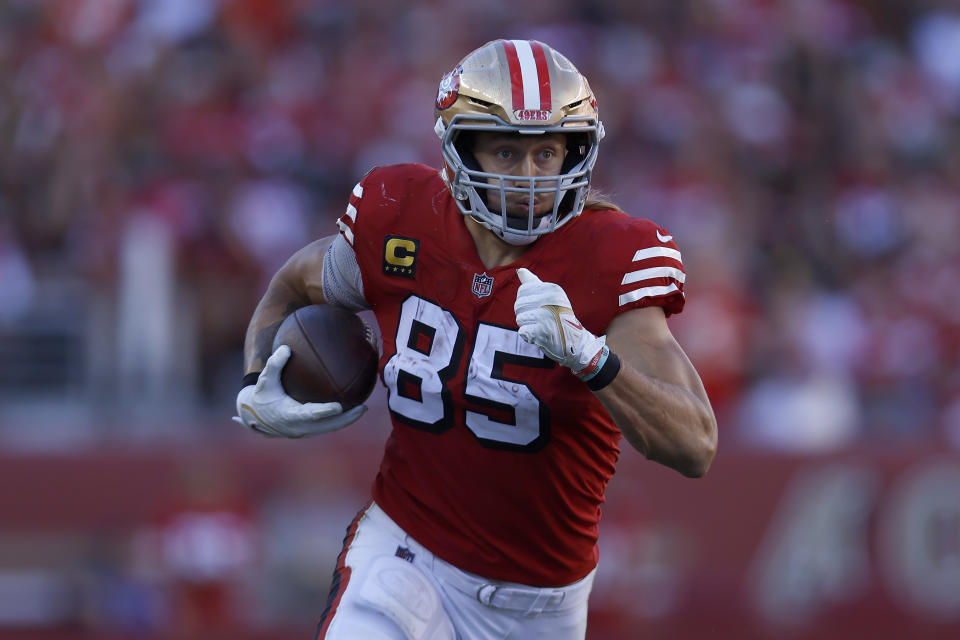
434;39;604;245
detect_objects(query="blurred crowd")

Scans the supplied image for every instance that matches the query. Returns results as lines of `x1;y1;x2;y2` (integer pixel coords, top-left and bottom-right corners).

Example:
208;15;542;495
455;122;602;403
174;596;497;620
1;0;959;450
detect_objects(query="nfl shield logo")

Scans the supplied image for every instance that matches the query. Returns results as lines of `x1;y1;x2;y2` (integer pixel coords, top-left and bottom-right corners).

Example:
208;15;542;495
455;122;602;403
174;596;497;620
471;272;494;298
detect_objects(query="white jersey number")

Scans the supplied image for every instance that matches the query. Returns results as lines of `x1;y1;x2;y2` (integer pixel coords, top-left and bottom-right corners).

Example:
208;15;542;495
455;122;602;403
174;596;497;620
383;296;552;451
464;324;552;448
383;297;464;432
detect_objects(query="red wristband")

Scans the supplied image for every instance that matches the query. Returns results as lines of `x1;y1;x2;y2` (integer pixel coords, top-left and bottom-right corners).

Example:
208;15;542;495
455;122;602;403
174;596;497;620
576;345;609;381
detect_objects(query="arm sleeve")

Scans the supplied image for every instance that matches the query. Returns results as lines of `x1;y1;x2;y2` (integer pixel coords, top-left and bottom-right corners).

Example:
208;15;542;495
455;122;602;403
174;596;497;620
321;233;370;311
613;223;685;317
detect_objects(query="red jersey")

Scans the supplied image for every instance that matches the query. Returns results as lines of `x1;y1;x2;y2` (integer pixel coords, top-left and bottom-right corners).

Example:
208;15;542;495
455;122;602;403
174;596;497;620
337;164;685;586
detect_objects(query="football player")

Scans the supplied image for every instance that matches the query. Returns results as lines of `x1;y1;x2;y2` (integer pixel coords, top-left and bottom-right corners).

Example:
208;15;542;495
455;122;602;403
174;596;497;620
235;39;717;640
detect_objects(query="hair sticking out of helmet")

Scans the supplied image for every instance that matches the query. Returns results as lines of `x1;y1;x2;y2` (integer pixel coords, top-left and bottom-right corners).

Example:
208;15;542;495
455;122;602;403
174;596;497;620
434;40;603;246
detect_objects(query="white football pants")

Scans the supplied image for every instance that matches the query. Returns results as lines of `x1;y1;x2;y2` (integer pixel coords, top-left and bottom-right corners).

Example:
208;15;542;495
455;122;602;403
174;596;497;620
316;501;595;640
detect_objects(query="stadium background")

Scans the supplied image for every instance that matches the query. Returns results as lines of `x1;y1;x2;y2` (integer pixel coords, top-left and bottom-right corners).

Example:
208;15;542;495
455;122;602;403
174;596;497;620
1;0;959;638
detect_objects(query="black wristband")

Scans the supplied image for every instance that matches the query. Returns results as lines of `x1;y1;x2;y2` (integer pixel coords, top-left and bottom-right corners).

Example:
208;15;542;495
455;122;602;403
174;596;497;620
241;371;261;389
585;351;620;391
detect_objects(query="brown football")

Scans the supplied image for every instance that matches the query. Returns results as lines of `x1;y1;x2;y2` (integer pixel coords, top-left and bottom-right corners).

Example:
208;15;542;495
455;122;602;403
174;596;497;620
272;305;379;409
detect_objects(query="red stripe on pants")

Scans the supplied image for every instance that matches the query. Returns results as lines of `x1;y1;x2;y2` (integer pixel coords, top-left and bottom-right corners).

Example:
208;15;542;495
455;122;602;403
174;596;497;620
315;501;371;639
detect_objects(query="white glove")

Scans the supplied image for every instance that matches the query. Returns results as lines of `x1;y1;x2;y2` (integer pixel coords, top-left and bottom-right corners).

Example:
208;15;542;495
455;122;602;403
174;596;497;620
233;345;367;438
514;267;607;375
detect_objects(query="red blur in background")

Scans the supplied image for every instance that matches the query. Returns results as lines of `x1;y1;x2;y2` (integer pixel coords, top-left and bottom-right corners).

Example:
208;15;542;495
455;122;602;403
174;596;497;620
1;430;958;639
2;0;960;638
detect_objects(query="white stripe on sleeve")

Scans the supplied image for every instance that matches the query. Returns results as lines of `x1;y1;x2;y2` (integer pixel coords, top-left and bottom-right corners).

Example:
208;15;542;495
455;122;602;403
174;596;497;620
619;283;680;307
621;266;686;286
631;246;682;262
336;219;354;246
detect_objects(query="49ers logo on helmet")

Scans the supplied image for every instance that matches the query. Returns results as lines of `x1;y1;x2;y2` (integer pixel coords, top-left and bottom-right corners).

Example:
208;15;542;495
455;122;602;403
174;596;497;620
436;67;461;110
514;109;551;121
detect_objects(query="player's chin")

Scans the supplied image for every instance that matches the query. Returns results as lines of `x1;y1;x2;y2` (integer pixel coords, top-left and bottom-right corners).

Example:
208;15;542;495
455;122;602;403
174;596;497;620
504;212;549;231
503;203;553;223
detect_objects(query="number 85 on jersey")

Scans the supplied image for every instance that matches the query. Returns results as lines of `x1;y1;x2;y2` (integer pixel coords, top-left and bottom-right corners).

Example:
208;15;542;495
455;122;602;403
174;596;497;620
383;295;555;452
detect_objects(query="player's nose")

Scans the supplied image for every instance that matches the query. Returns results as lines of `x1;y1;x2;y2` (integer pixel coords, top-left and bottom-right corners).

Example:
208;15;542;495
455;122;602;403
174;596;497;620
520;153;538;176
506;154;539;185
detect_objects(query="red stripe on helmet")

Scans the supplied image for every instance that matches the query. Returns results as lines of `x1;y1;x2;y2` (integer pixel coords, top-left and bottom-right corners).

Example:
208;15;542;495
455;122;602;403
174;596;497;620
501;40;525;114
530;41;551;112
